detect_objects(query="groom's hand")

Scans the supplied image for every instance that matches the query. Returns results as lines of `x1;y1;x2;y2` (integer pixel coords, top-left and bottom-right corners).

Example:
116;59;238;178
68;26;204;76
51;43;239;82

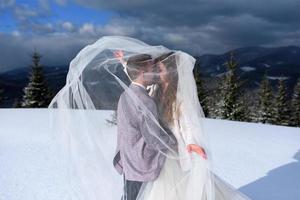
186;144;207;160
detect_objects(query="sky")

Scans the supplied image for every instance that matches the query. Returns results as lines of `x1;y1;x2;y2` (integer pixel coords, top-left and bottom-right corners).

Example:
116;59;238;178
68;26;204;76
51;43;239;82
0;0;300;72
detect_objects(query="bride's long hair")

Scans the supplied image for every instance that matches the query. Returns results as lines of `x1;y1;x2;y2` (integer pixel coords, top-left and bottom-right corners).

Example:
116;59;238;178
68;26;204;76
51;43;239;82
153;52;181;126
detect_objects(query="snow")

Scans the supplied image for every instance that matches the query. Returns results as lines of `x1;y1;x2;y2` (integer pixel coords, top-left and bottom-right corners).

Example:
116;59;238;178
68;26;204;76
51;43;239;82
0;108;299;200
266;76;290;80
240;66;256;72
262;63;271;68
216;71;230;77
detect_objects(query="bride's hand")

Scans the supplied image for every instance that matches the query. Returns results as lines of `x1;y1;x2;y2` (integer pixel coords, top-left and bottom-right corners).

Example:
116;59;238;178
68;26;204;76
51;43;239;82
186;144;207;160
113;50;126;65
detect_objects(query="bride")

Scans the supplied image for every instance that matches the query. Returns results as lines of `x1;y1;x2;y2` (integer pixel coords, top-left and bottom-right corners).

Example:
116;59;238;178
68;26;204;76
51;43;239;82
134;51;211;200
138;52;252;200
48;36;252;200
115;50;252;200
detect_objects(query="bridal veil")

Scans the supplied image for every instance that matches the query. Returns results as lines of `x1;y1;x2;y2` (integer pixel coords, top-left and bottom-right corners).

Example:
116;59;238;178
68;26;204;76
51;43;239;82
47;36;250;200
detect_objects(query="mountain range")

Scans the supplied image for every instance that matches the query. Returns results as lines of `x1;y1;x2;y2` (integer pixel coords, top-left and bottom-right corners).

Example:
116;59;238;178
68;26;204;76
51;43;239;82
0;45;299;107
197;45;300;89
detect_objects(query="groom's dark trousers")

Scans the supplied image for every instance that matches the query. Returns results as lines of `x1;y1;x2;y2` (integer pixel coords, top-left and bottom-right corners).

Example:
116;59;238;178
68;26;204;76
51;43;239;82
122;175;143;200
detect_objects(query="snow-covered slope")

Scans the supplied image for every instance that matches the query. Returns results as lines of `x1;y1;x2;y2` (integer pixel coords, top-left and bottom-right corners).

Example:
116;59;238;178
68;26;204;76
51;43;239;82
0;109;299;200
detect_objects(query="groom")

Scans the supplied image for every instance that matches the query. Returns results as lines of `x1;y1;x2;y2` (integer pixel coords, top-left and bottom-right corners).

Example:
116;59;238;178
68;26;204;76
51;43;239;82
113;54;177;200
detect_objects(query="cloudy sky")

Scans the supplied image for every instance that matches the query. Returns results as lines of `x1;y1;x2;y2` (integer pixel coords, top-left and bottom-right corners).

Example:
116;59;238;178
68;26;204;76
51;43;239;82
0;0;300;72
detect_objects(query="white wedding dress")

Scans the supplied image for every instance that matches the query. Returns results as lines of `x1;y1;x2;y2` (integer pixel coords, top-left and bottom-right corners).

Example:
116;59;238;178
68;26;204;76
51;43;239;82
47;36;252;200
137;101;252;200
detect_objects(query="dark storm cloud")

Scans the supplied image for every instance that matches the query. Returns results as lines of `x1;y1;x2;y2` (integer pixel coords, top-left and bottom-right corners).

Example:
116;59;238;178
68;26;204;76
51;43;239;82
75;0;300;26
1;0;300;71
0;17;141;71
74;0;300;48
0;32;94;71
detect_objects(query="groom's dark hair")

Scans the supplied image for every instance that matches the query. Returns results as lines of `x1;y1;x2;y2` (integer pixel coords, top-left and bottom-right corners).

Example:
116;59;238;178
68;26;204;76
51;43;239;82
126;54;153;80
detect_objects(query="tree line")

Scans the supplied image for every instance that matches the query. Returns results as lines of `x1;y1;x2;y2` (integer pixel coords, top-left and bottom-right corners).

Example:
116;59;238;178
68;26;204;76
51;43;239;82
194;51;300;127
0;50;299;127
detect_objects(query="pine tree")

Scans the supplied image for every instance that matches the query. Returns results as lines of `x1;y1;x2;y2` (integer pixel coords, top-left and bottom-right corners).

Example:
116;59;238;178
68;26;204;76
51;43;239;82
106;110;117;126
193;60;209;117
273;79;292;126
257;73;275;124
219;51;249;121
291;78;300;127
21;50;53;108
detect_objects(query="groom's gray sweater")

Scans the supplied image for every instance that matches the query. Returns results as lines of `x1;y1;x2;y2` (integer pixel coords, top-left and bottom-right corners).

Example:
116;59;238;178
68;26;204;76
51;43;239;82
113;83;177;182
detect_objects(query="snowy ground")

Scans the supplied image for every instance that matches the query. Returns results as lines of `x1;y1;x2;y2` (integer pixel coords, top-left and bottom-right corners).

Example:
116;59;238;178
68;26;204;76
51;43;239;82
0;108;299;200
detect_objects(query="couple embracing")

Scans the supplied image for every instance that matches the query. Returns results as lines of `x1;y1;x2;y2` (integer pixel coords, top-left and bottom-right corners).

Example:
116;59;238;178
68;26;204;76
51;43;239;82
49;36;252;200
113;51;207;200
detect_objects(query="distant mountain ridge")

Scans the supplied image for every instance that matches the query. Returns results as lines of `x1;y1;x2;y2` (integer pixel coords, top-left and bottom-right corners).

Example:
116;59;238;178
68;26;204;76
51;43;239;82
196;45;300;89
0;45;300;107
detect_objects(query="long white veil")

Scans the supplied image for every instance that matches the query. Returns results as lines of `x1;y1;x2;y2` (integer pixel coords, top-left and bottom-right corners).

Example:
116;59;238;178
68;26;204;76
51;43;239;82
47;36;251;200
